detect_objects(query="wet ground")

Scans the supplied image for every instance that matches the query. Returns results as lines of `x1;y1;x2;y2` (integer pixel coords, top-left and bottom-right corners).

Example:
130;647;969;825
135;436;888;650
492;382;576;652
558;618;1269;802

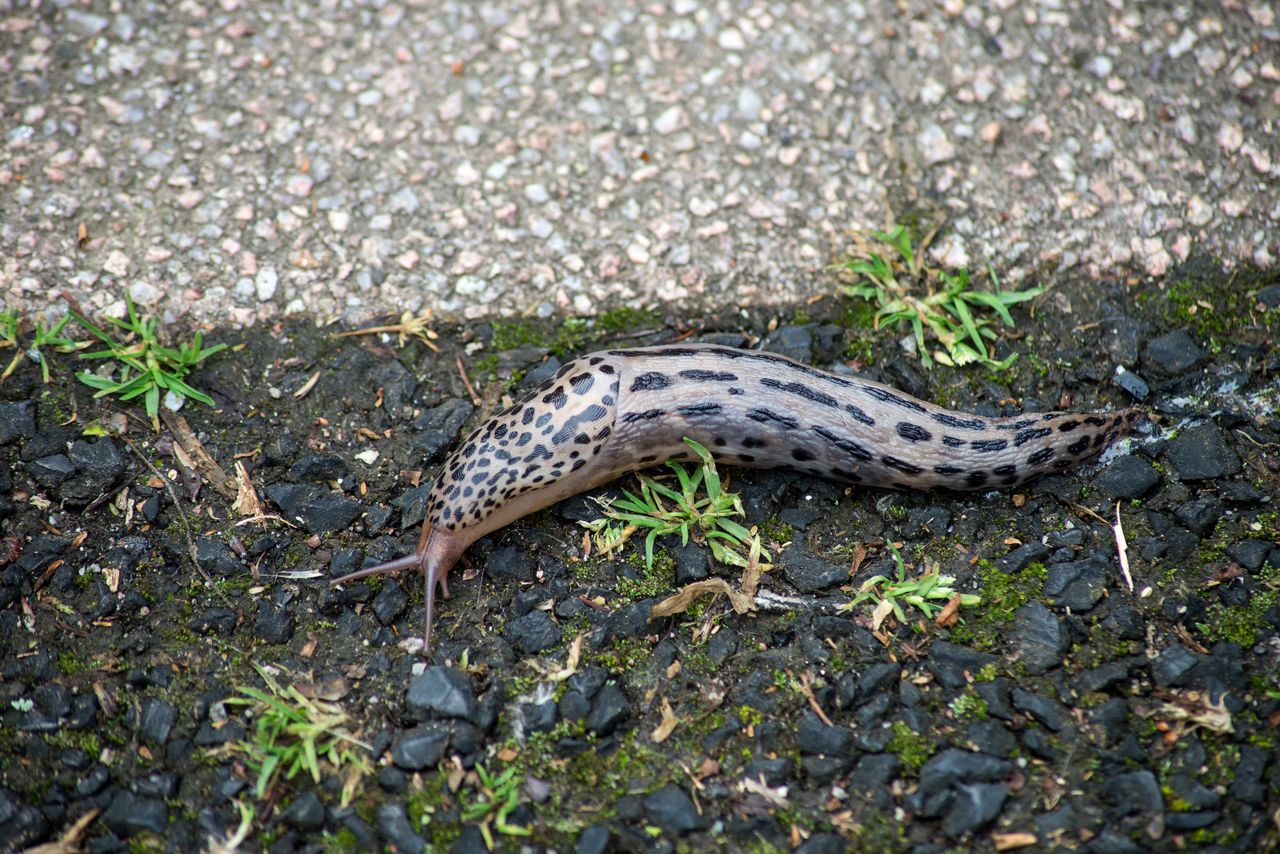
1;258;1279;852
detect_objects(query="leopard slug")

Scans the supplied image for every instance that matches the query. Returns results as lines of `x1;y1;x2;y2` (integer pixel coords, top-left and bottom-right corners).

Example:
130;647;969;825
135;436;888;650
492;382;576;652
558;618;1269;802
331;344;1142;651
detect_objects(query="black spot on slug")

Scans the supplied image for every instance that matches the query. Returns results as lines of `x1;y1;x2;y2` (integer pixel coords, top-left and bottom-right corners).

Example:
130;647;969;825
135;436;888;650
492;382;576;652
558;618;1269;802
942;436;966;448
745;408;800;430
677;403;724;416
622;408;666;423
738;453;756;463
1014;427;1052;447
813;426;873;462
1058;419;1079;432
679;369;738;382
992;464;1017;476
969;439;1008;453
728;387;745;395
996;418;1037;431
1067;436;1091;455
1083;416;1106;426
896;422;933;442
543;387;568;409
932;413;988;430
569;373;595;394
791;448;815;462
844;404;875;426
1027;447;1055;465
966;471;988;487
630;372;672;391
933;464;963;475
861;385;927;413
742;437;768;449
881;455;923;475
759;377;838;408
522;407;535;425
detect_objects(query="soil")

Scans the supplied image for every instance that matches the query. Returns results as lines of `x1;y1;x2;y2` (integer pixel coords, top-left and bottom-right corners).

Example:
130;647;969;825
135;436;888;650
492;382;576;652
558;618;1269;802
1;258;1278;853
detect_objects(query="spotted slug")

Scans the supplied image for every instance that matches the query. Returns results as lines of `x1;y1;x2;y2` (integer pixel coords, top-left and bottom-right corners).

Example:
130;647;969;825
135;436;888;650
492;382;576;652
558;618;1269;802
332;344;1142;651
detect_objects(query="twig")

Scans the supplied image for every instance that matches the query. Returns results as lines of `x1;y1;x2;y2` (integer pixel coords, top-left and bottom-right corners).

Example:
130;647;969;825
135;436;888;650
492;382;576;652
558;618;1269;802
455;353;481;405
123;437;234;611
799;670;834;727
1112;501;1133;593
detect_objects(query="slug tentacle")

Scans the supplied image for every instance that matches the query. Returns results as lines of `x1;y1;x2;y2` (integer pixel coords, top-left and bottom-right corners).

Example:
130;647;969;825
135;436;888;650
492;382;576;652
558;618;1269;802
332;344;1142;652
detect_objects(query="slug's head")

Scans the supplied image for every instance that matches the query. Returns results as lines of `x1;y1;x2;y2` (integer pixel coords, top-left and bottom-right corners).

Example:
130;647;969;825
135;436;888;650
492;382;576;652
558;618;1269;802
328;520;469;654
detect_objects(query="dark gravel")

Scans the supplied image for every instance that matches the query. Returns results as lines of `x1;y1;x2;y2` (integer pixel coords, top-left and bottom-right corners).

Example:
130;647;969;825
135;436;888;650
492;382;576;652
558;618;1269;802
1;264;1278;851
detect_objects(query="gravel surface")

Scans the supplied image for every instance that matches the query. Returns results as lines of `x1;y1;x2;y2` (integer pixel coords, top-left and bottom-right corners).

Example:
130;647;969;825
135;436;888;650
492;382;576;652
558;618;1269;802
2;1;1278;326
0;263;1278;851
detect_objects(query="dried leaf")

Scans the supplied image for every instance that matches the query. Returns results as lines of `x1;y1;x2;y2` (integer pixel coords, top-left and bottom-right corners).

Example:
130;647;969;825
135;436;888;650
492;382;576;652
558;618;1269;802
22;807;99;854
934;593;963;628
737;774;790;809
992;831;1039;851
293;370;321;399
870;597;894;632
232;460;264;517
651;697;678;743
163;412;236;499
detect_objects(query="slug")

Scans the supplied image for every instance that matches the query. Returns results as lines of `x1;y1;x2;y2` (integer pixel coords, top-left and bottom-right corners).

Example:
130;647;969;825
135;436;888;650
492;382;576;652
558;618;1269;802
331;344;1142;651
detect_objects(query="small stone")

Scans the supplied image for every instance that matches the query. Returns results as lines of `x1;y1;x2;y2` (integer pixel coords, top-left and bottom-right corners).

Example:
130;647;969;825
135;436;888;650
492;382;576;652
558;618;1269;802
717;28;746;50
585;684;629;736
391;724;450;770
737;87;764;120
454;162;481;186
102;250;131;276
796;711;853;755
255;268;278;301
689;197;717;217
653;105;689;135
523;183;550;204
1103;771;1163;816
1010;688;1071;731
918;123;956;165
997;542;1050;574
1166;423;1241;480
782;549;849;592
1112;366;1150;401
643;783;706;833
103;791;168;836
407;667;475;720
1143;329;1204;374
1174;497;1223;537
136;698;177;746
280;791;326;831
1095;456;1161;499
1151;645;1199;687
1044;557;1108;612
376;804;424;854
285;174;313;198
506;610;562;654
1010;603;1066;674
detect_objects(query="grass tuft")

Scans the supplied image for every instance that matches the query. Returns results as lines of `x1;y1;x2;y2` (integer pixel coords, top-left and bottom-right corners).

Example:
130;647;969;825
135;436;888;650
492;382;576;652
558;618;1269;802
838;223;1042;369
225;663;372;806
840;541;980;627
68;292;227;431
585;438;769;571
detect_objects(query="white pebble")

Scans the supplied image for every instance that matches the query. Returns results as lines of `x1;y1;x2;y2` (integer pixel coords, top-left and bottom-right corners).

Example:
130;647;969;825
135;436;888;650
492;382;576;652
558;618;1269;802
654;105;689;135
524;183;550;204
255;268;278;301
103;250;130;276
717;28;746;50
918;123;956;166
